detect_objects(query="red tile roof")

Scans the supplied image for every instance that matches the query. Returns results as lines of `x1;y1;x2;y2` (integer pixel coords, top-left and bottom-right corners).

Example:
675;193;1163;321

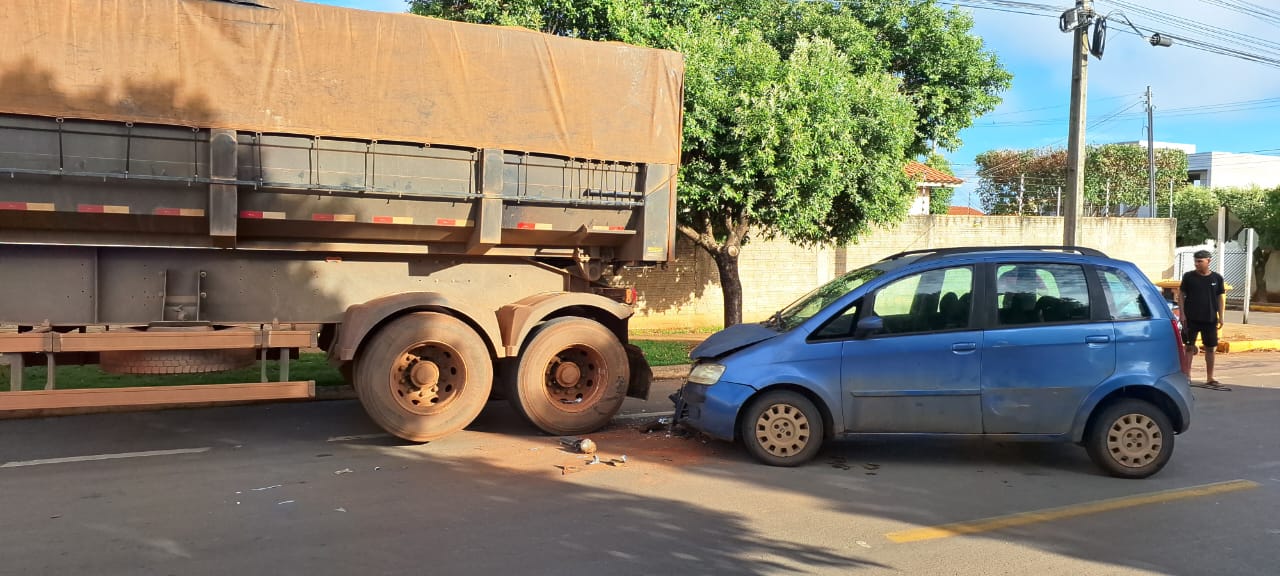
947;206;985;216
905;161;964;185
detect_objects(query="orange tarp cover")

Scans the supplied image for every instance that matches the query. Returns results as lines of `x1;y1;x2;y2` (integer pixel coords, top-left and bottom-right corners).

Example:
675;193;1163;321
0;0;684;164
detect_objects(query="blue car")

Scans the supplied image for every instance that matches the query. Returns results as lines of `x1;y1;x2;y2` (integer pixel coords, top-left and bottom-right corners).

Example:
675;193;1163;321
673;246;1193;478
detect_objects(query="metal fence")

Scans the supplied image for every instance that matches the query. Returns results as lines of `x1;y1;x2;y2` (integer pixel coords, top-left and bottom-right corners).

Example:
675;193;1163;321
1174;236;1253;307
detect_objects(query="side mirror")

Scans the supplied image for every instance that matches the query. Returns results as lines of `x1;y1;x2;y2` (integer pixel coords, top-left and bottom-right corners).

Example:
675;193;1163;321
854;315;884;339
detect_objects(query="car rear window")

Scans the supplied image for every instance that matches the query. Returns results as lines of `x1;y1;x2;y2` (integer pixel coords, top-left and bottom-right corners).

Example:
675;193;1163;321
1096;267;1152;320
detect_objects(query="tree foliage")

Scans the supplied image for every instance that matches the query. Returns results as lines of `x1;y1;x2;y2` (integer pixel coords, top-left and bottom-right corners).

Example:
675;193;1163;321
411;0;1011;324
974;145;1188;216
924;152;956;214
1172;185;1218;246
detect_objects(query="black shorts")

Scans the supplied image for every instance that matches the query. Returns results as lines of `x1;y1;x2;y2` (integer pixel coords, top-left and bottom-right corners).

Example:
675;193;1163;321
1183;320;1219;348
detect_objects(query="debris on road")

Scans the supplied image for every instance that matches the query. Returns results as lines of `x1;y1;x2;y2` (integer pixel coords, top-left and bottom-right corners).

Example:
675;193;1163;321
559;436;597;454
277;500;294;505
334;468;353;475
252;484;283;491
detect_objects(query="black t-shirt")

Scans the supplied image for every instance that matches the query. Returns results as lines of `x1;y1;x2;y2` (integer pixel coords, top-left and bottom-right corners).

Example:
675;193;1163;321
1180;270;1225;323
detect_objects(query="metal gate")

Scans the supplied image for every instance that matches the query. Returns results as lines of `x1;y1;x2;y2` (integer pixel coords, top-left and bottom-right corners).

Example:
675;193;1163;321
1174;231;1256;308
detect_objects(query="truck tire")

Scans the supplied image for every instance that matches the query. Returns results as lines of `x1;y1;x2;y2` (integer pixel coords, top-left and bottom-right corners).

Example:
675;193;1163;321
100;348;256;375
507;317;629;436
354;312;492;442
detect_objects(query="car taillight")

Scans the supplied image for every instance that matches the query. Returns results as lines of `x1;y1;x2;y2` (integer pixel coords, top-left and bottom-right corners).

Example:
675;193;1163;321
1172;318;1190;375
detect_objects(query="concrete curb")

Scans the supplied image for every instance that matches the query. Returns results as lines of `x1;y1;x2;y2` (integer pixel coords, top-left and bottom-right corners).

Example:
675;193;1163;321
652;364;691;380
1249;304;1280;313
1220;339;1280;353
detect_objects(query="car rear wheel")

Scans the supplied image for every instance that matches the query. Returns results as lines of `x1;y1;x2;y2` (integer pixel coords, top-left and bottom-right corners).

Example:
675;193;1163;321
740;390;824;467
1085;399;1174;479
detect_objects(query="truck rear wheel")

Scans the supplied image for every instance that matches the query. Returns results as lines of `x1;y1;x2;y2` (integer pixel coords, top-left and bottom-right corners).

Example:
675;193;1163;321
507;317;629;436
354;312;492;442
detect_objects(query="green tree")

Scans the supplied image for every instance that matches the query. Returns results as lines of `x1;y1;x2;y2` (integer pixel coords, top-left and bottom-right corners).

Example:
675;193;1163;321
411;0;1010;325
1172;185;1217;245
924;152;957;214
1217;186;1280;301
975;144;1187;216
974;148;1065;215
1084;145;1188;216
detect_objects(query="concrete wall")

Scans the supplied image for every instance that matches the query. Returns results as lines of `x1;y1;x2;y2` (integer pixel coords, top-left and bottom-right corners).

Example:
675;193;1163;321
622;215;1177;330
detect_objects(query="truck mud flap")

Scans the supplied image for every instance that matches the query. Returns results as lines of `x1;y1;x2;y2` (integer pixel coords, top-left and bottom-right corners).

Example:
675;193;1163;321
624;343;652;400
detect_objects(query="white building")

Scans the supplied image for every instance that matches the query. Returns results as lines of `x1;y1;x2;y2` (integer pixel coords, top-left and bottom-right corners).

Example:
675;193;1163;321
1114;141;1280;188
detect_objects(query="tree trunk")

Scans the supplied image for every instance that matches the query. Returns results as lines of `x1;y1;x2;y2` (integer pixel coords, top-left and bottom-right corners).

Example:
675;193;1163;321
713;250;743;327
677;213;750;328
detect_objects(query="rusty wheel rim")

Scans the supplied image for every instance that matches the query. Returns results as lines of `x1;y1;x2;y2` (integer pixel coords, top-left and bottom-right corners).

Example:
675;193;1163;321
1106;412;1163;468
754;403;811;458
541;345;606;413
390;341;467;415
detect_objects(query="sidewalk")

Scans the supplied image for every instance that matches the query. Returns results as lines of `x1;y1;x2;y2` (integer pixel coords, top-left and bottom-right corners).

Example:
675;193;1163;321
1219;309;1280;352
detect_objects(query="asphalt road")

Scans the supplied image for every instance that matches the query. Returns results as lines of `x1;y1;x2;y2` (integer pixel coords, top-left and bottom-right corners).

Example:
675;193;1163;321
2;353;1278;575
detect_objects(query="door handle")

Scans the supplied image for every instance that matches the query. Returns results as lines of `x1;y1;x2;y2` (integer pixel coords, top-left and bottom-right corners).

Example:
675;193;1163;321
952;342;978;352
1085;335;1111;344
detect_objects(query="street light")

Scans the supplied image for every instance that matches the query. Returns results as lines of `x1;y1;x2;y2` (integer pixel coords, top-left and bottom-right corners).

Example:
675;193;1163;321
1058;0;1173;246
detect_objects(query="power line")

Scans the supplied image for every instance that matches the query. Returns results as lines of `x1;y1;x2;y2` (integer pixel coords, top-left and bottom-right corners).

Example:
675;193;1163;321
1195;0;1280;27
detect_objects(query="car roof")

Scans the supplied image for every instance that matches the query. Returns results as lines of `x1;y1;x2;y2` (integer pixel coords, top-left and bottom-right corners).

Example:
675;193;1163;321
874;246;1131;274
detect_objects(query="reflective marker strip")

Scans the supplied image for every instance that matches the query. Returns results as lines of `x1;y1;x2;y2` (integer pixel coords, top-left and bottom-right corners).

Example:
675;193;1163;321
372;216;413;224
240;210;286;220
591;225;627;231
1;447;212;468
516;222;553;230
886;479;1261;543
434;218;473;227
77;204;130;214
312;213;356;222
153;208;206;217
0;202;55;211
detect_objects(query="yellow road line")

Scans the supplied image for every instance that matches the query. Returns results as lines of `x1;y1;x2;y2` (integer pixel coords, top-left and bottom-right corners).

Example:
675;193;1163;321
886;479;1260;544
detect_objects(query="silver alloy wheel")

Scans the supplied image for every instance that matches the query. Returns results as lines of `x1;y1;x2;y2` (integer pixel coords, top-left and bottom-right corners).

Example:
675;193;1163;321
1106;412;1164;468
754;402;811;458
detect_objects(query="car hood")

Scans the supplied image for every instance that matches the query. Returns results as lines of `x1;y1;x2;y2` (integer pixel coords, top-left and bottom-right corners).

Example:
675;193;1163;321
690;322;780;360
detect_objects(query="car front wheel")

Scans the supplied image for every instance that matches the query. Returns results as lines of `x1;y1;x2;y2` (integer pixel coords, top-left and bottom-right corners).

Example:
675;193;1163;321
740;390;824;467
1085;399;1175;479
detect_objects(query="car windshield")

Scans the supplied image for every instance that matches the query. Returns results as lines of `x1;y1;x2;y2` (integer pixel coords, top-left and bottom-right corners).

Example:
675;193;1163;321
769;267;883;330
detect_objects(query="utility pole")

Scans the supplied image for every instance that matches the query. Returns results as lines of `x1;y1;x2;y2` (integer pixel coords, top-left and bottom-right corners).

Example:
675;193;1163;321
1019;173;1025;215
1146;86;1157;217
1062;0;1091;246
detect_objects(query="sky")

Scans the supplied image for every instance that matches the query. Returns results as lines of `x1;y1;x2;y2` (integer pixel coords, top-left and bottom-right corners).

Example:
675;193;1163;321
308;0;1279;208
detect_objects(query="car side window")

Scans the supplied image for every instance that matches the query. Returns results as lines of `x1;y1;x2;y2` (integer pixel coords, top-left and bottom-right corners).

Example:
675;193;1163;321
995;263;1090;326
1096;267;1151;320
870;266;973;335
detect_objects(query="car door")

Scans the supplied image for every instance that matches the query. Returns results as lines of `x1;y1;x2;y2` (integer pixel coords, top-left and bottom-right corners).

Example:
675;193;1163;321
839;265;983;433
980;262;1116;434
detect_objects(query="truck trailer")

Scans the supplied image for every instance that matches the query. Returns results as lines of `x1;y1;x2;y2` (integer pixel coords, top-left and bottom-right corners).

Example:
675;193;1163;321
0;0;684;441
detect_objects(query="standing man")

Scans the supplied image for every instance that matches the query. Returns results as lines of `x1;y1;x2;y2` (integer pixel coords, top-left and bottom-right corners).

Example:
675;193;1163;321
1177;250;1227;388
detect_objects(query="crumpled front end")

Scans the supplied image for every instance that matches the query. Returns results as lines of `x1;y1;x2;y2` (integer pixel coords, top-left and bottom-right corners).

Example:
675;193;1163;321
671;379;757;441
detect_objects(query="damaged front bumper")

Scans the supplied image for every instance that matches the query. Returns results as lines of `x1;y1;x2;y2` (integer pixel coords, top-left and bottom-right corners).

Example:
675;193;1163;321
669;380;756;441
